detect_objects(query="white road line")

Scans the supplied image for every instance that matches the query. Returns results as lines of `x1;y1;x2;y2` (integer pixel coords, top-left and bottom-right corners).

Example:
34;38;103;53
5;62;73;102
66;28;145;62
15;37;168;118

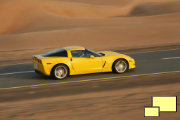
0;71;34;76
162;57;180;60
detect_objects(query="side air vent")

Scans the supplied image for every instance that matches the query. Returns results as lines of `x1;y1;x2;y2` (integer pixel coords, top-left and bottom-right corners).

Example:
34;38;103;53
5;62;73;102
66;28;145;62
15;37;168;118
103;61;106;68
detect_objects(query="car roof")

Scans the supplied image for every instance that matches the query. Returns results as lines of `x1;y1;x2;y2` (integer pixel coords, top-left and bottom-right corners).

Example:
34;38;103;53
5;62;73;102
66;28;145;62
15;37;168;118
63;46;85;50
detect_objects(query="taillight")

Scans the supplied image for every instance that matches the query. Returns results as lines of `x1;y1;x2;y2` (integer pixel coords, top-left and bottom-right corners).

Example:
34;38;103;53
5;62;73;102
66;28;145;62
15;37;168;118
39;60;42;64
47;63;52;65
33;56;42;64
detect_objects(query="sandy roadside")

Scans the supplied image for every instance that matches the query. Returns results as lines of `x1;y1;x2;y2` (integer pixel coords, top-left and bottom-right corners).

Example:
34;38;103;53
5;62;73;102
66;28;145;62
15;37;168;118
0;77;179;120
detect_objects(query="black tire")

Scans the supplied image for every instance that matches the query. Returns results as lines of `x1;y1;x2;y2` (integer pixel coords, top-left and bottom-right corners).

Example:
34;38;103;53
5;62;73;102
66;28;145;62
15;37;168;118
112;59;128;74
51;64;69;80
34;70;40;74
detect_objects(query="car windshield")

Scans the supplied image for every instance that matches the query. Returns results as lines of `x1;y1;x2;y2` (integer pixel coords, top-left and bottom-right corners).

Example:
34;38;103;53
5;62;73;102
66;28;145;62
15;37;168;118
42;49;67;57
85;49;103;57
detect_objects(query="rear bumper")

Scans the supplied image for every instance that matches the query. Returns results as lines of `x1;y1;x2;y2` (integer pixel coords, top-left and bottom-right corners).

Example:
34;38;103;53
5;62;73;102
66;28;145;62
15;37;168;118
33;62;51;76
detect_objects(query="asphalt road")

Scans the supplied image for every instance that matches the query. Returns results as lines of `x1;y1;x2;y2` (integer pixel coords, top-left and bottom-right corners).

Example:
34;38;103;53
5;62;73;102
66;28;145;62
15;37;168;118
0;49;180;89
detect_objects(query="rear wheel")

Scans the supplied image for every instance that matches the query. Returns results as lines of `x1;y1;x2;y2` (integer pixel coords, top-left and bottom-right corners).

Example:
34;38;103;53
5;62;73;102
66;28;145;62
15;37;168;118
52;64;68;80
34;70;40;74
113;59;128;74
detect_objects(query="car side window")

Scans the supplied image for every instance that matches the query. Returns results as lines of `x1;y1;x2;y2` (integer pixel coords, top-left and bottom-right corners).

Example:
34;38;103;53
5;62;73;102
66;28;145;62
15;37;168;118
71;50;85;57
71;50;94;58
83;49;96;57
71;49;101;58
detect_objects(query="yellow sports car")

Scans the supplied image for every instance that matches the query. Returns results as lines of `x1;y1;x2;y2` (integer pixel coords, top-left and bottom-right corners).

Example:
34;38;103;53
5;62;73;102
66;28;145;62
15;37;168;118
33;46;135;79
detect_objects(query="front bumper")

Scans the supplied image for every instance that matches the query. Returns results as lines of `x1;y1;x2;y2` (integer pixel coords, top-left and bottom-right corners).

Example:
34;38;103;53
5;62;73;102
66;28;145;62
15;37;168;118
128;59;136;69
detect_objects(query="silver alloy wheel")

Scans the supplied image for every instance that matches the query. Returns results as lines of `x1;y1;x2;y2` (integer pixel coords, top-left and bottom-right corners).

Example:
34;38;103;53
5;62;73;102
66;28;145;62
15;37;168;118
54;66;67;79
115;60;127;73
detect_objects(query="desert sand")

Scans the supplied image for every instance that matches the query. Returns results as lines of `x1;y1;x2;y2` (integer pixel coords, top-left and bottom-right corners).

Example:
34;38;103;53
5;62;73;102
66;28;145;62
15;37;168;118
0;0;180;64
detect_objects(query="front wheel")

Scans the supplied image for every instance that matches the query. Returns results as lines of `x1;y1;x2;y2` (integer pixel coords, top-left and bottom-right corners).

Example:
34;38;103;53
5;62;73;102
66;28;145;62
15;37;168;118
51;64;69;80
113;59;128;74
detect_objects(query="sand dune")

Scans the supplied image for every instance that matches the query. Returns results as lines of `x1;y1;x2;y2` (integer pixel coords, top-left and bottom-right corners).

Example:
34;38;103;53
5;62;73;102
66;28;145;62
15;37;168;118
130;1;180;16
0;0;139;34
0;0;180;34
0;0;180;63
0;12;180;50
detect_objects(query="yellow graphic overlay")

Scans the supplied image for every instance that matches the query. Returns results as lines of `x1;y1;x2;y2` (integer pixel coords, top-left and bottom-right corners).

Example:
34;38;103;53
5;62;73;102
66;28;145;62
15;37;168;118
144;107;160;117
153;96;177;112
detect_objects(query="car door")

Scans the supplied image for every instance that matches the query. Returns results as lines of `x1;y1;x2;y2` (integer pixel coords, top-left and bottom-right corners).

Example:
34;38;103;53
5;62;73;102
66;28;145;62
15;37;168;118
70;50;104;74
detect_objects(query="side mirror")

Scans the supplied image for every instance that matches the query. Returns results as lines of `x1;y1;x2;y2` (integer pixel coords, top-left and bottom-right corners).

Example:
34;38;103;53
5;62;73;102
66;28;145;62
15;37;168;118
90;55;95;59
